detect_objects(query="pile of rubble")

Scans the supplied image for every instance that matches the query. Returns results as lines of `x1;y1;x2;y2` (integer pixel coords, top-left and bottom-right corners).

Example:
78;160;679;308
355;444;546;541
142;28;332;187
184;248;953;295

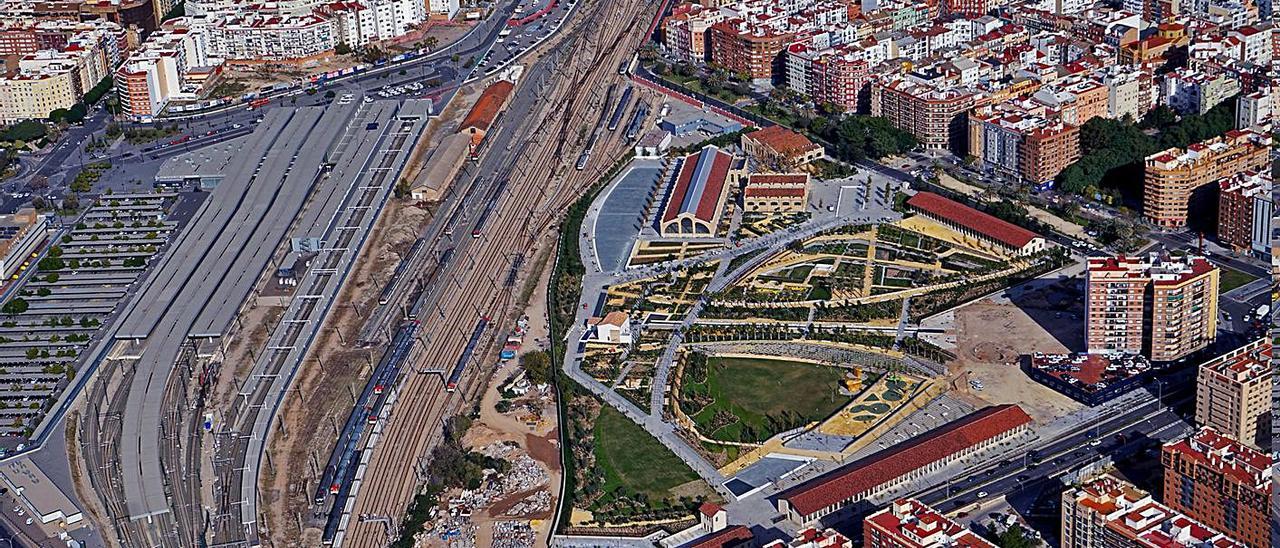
421;513;478;548
491;520;536;548
502;490;551;517
449;446;551;514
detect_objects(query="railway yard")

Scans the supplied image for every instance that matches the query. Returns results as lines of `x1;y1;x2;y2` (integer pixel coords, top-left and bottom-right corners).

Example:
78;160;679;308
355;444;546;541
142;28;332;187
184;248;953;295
3;0;695;544
320;0;662;544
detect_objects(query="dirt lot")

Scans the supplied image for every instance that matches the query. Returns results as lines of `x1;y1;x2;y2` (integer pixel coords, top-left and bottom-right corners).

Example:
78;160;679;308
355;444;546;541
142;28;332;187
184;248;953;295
950;301;1083;423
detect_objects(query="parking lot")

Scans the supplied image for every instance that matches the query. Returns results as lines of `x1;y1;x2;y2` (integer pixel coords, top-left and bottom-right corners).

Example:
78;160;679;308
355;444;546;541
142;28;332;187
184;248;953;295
0;193;185;448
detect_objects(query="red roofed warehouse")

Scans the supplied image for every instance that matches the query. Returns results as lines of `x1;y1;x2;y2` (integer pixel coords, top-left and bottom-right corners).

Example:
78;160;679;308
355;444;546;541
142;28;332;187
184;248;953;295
776;405;1032;525
906;192;1046;256
459;79;515;157
744;173;810;213
660;145;742;237
742;125;824;170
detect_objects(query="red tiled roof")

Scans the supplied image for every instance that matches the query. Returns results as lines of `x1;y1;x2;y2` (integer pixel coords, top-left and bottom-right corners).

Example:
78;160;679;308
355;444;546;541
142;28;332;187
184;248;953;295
779;405;1032;517
698;501;723;517
907;192;1040;249
746;125;820;156
460;80;514;132
745;186;806;197
688;525;754;548
748;173;808;185
663;147;733;224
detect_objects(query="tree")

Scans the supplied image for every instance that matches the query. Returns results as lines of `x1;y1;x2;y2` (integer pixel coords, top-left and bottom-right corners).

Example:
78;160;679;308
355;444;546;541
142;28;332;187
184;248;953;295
425;36;439;50
522;350;551;384
335;42;352;55
324;90;336;99
2;298;28;315
0;120;46;143
992;523;1039;548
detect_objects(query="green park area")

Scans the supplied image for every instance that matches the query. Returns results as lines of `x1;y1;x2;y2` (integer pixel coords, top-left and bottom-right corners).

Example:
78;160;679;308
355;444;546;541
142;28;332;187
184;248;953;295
1217;267;1255;294
593;406;701;502
681;355;848;443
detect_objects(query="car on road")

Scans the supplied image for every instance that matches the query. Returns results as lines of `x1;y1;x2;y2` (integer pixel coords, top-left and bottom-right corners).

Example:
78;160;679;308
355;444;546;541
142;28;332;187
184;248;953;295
1089;439;1102;447
977;491;988;498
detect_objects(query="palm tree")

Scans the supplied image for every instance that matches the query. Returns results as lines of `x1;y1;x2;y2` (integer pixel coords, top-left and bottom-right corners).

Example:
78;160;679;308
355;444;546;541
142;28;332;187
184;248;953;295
425;36;439;50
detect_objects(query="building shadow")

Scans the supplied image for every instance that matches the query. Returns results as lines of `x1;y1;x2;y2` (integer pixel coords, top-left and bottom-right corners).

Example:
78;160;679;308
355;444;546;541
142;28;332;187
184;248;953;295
1003;274;1086;351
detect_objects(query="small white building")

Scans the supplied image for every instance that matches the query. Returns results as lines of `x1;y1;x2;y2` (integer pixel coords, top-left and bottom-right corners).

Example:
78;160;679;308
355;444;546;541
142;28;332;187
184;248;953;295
634;129;672;158
582;311;633;346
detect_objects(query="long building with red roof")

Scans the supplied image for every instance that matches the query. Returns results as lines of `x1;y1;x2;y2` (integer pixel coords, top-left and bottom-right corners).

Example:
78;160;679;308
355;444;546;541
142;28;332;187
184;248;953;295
459;79;515;157
905;192;1046;256
660;145;741;237
775;405;1032;525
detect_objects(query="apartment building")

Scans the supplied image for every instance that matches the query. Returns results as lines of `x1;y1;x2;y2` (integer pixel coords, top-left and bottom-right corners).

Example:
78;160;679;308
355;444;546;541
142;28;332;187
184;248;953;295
663;2;725;63
785;43;871;111
864;499;995;548
1161;69;1241;115
709;19;794;81
1101;66;1154;120
208;13;336;61
1235;90;1271;129
1060;474;1245;548
0;19;122;122
1085;254;1218;362
871;76;982;153
1162;427;1271;548
1216;170;1271;257
0;70;77;123
973;109;1080;185
1142;129;1271;229
115;19;212;119
1195;338;1272;450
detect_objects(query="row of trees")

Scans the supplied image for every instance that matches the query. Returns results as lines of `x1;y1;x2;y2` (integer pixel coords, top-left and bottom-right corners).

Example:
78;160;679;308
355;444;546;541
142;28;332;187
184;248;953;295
1056;96;1240;197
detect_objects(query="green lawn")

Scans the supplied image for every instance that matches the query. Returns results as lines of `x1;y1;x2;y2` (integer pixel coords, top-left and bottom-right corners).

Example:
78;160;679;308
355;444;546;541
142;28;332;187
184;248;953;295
594;405;700;501
688;357;848;442
1218;267;1256;293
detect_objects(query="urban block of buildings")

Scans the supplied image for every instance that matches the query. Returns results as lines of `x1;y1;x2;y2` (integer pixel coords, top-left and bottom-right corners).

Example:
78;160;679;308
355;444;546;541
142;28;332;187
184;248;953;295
863;498;995;548
1143;128;1272;229
1215;170;1272;258
1085;253;1218;362
0;19;124;123
1161;427;1272;548
1061;474;1246;548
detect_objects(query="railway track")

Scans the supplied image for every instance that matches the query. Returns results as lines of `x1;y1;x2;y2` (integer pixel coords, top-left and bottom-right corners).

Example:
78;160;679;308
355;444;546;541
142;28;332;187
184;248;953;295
335;0;656;544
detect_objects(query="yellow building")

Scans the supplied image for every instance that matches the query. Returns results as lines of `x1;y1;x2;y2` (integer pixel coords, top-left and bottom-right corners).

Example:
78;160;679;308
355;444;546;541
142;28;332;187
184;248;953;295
743;173;809;213
0;69;77;123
